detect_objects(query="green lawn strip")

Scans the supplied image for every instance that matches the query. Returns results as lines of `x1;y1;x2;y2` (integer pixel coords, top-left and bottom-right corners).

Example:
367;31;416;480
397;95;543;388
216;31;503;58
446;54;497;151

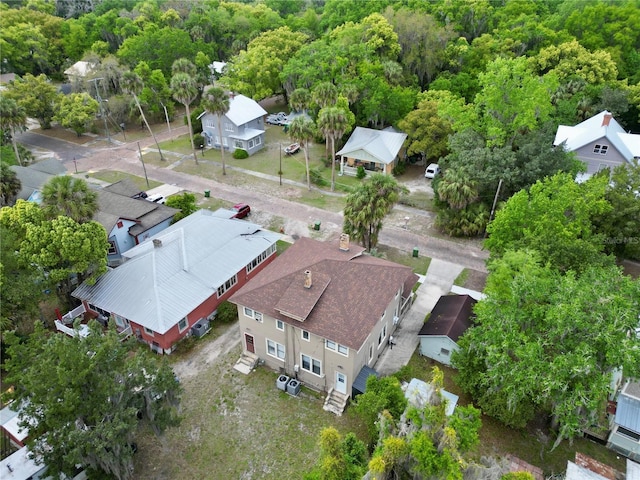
453;269;469;286
89;171;162;191
374;244;431;275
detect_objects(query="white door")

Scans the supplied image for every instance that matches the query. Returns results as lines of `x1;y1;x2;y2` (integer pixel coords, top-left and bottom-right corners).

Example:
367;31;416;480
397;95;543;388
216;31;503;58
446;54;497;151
335;372;347;395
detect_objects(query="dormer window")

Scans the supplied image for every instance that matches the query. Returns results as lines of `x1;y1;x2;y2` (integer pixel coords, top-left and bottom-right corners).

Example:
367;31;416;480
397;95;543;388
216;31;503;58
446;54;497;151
593;144;608;155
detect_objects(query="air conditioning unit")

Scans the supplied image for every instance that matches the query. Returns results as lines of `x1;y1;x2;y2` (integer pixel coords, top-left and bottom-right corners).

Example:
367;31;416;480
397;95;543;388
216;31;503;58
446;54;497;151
276;375;290;391
287;379;301;396
393;316;399;325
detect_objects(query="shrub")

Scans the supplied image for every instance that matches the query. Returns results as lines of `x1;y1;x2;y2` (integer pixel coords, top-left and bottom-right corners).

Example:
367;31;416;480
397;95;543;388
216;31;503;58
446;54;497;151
392;161;406;176
233;149;249;159
356;166;366;179
193;134;204;150
216;301;238;323
309;168;328;186
190;107;204;134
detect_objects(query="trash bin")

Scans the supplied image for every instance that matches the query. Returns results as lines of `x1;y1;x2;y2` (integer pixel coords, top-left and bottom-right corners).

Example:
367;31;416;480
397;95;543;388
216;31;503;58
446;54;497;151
204;189;210;198
412;247;419;258
314;221;321;231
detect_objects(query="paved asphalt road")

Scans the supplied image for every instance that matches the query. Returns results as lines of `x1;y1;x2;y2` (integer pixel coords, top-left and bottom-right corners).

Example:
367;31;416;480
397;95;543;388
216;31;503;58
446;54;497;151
18;127;489;272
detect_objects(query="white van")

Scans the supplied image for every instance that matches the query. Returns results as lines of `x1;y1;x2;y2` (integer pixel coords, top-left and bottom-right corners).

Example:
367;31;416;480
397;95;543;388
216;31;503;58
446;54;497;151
425;163;440;179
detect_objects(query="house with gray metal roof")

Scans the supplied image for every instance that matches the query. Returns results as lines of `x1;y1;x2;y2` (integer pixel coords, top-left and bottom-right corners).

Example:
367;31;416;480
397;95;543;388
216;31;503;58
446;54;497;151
198;93;267;156
554;110;640;182
10;158;67;203
608;380;640;461
96;179;178;266
336;126;407;177
72;209;280;354
229;234;418;414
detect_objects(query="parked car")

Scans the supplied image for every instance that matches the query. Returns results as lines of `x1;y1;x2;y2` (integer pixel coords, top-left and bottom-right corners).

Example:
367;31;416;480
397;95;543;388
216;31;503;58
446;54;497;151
284;143;300;155
425;163;440;179
145;194;165;204
266;112;288;125
232;203;251;219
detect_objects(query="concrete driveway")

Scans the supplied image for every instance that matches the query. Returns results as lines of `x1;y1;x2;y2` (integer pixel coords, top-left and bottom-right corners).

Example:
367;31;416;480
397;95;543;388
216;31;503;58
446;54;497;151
374;259;464;376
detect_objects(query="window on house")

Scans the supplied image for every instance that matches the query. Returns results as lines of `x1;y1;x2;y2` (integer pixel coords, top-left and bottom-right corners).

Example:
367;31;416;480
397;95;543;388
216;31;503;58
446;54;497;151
225;122;234;132
276;319;284;331
248;139;254;149
255;136;261;145
244;307;253;317
378;324;387;346
254;311;262;322
217;275;237;297
325;340;336;351
246;245;276;274
440;348;450;356
89;304;110;317
243;307;263;322
369;344;373;361
593;144;609;155
234;140;243;149
267;339;285;360
178;318;188;333
616;426;640;441
108;240;117;255
222;137;228;147
302;330;310;341
338;344;348;356
301;354;321;376
144;327;154;336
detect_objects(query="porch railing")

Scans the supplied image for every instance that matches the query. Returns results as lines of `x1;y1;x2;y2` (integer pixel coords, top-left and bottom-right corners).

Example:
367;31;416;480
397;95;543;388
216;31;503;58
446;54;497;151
61;304;86;324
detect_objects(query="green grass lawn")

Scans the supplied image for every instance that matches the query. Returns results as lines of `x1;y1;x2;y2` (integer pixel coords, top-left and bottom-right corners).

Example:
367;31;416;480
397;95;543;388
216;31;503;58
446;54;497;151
90;171;162;191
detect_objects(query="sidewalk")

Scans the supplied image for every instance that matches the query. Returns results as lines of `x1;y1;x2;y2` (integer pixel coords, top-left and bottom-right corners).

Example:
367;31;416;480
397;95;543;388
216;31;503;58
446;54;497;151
374;259;464;376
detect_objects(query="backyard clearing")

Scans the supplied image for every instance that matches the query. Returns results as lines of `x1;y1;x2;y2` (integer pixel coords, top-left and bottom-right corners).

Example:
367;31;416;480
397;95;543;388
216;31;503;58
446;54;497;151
133;323;366;479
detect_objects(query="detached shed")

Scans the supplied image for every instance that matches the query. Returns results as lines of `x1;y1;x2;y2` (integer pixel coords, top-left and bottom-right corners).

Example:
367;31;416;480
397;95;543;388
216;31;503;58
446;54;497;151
417;295;476;367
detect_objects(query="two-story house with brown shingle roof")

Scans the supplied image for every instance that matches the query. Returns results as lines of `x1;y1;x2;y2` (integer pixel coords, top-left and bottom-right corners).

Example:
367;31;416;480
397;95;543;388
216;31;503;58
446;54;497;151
229;235;418;414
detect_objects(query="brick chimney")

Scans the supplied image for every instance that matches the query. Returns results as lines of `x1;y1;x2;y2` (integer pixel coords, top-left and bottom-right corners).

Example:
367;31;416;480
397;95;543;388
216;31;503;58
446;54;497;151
602;113;612;127
229;91;235;100
153;239;162;248
304;270;312;289
339;233;350;251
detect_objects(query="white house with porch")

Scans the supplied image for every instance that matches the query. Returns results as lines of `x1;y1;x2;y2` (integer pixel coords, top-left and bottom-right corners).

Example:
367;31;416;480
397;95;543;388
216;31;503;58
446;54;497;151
198;93;267;156
336;127;407;176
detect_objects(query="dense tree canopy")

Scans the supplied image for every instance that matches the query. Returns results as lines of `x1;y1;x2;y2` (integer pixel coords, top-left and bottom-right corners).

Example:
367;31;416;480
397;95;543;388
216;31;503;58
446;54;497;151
4;322;181;479
453;250;640;449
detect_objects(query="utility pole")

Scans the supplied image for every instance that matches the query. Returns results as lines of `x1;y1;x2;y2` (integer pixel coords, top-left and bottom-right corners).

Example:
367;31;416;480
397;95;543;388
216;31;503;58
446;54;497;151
138;142;150;188
279;143;282;186
486;178;503;237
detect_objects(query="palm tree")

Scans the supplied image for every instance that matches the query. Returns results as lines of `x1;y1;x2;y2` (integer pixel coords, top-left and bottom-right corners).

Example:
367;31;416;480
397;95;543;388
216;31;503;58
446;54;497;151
0;162;21;206
41;176;98;223
436;168;479;210
343;173;408;251
0;95;27;166
170;72;199;164
288;116;315;190
317;107;348;192
201;87;230;175
312;82;338;159
171;58;197;77
121;71;164;161
289;88;310;113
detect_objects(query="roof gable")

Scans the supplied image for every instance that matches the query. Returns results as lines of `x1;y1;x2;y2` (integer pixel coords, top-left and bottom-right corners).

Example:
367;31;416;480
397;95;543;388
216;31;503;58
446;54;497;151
73;210;281;334
230;237;418;350
554;110;639;161
418;294;476;341
200;93;267;126
337;127;407;165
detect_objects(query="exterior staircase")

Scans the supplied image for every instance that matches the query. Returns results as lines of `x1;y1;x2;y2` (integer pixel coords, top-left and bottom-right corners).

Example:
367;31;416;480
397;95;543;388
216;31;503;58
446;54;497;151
233;351;260;374
322;388;349;416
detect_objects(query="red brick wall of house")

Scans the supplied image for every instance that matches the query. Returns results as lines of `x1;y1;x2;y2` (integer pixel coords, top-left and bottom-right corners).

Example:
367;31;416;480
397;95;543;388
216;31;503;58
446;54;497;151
87;250;278;354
